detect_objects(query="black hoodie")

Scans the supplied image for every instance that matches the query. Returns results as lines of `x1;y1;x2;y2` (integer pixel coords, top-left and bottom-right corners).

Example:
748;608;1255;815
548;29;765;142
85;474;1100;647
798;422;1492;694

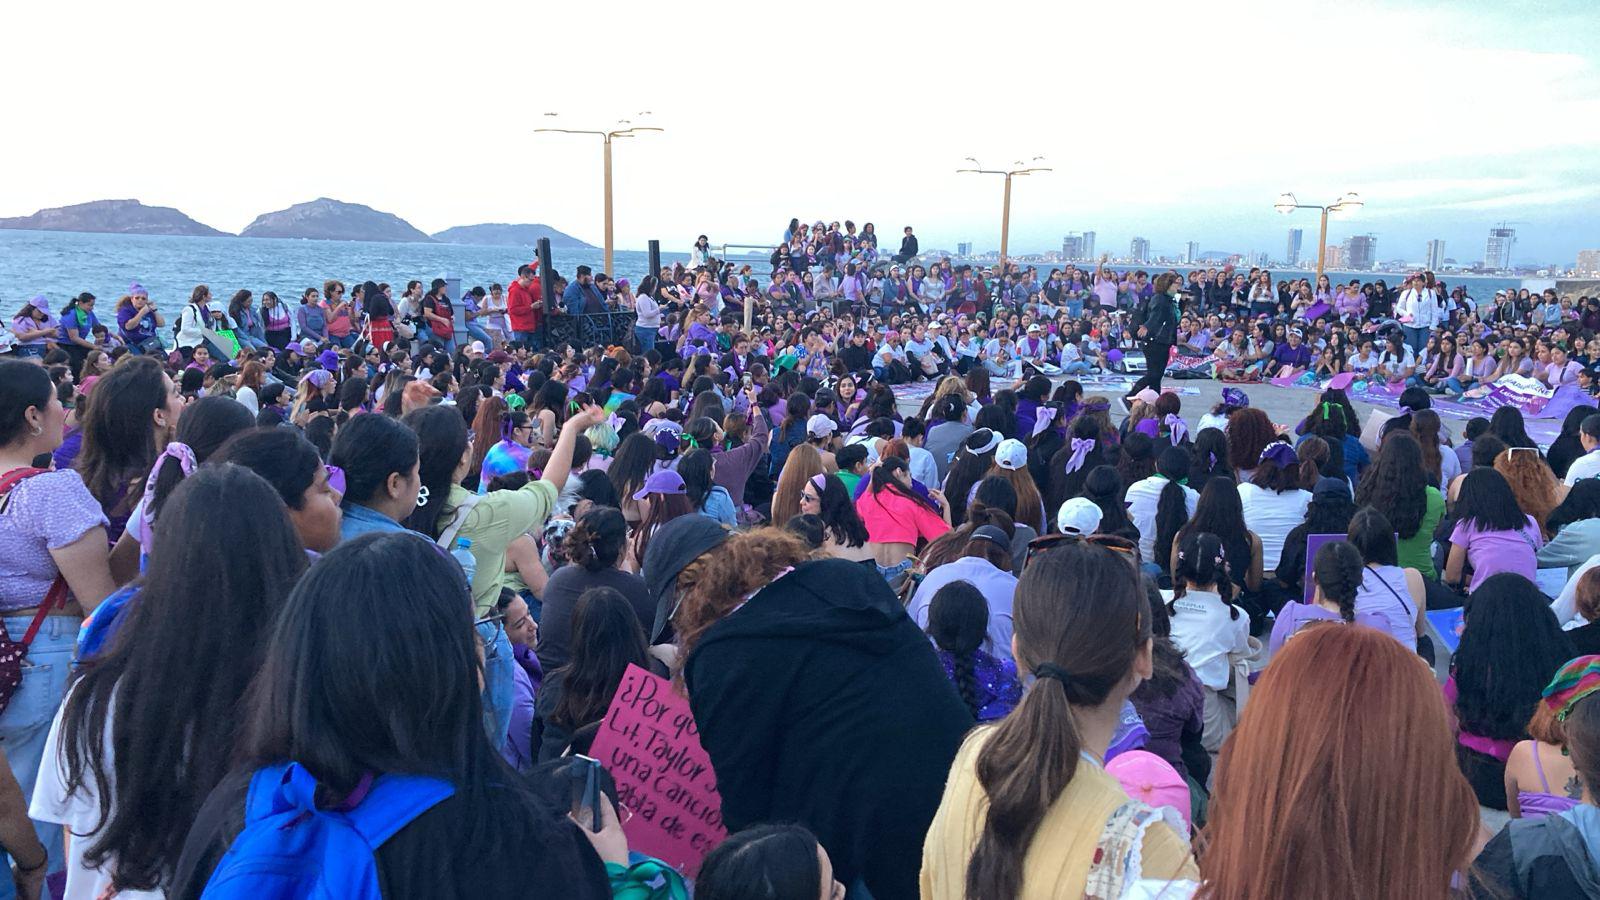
684;557;972;900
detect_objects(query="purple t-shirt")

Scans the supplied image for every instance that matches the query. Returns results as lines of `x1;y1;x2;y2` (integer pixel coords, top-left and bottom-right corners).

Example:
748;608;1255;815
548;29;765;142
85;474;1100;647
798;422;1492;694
117;304;158;344
1450;515;1543;593
1268;602;1394;658
0;469;107;612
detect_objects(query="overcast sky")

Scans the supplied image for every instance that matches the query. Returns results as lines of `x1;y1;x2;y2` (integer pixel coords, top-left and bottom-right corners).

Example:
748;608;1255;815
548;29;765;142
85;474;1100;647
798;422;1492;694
7;0;1598;264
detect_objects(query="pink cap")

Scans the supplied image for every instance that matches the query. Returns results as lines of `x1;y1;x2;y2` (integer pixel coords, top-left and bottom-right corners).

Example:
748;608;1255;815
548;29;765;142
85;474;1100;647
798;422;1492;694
1105;750;1190;829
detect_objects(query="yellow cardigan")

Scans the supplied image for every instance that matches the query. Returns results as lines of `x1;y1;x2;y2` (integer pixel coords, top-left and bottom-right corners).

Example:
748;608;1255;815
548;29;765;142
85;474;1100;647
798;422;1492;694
920;727;1198;899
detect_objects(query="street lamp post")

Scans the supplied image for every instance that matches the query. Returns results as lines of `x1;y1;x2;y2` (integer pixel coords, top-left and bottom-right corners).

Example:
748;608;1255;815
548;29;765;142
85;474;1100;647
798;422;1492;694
1274;191;1365;283
957;157;1050;273
535;118;664;277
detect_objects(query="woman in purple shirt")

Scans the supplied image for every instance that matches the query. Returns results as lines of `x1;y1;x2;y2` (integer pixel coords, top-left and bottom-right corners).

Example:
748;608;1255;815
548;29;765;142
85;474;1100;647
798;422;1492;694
1445;467;1545;593
1268;328;1314;376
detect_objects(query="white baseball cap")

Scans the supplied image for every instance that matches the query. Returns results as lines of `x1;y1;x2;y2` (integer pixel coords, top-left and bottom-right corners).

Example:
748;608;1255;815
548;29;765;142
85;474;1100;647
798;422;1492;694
806;414;838;439
467;340;487;355
995;439;1028;471
1056;497;1104;536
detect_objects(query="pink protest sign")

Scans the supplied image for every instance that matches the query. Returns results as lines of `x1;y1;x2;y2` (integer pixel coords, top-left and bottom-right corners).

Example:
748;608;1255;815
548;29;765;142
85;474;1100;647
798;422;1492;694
589;664;726;876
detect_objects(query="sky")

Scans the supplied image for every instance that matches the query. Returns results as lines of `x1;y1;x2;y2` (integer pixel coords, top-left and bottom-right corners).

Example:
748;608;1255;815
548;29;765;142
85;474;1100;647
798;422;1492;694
6;0;1599;266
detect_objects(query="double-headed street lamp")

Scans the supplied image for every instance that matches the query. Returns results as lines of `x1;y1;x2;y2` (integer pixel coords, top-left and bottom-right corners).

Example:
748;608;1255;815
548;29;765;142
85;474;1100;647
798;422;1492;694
535;115;664;276
1274;191;1365;283
957;157;1051;272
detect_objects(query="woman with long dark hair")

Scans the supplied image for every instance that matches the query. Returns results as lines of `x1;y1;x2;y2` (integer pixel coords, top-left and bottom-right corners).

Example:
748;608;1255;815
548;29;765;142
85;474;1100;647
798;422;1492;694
169;532;610;897
1490;405;1539;452
74;356;183;542
799;472;870;561
1356;431;1444;579
944;428;1001;525
211;428;343;554
38;466;306;898
678;447;737;527
534;586;648;763
1269;538;1389;658
1080;465;1139;542
1124;445;1197;577
606;432;657;527
1445;468;1545;594
926;580;1021;723
1448;573;1574;811
922;538;1196;899
630;469;696;567
1540;479;1600;581
1175;475;1264;599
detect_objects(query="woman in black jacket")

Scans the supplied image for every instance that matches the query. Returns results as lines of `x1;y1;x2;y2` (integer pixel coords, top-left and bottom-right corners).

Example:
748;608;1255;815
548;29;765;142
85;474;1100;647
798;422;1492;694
671;528;972;900
1125;272;1182;403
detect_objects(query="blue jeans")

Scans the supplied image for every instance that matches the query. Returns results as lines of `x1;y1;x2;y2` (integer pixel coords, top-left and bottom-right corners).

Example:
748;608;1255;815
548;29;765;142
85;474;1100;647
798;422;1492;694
0;615;79;877
1443;376;1479;396
329;332;357;349
1067;299;1083;318
1401;324;1428;354
1062;360;1091;375
465;322;495;349
479;621;514;749
635;326;657;351
513;329;542;351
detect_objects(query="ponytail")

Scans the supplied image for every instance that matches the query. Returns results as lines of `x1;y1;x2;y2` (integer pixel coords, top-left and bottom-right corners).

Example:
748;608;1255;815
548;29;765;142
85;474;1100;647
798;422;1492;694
967;666;1086;900
965;541;1149;900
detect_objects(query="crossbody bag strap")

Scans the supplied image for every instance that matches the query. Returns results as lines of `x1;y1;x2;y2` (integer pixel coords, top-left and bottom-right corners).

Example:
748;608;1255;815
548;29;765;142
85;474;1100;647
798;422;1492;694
1366;565;1412;616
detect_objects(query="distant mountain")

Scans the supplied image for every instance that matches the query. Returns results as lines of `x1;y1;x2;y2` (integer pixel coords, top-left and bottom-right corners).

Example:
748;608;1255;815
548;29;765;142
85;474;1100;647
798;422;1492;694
431;222;597;250
0;199;229;237
239;198;433;243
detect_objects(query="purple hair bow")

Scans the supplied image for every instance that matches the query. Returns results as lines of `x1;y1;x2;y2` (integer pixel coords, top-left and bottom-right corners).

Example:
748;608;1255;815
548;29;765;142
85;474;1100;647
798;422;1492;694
1063;438;1095;475
1032;406;1059;437
1165;414;1188;446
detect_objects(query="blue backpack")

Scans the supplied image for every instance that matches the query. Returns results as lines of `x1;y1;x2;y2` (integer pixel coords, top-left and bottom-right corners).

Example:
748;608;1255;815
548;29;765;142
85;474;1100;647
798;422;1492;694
201;763;454;900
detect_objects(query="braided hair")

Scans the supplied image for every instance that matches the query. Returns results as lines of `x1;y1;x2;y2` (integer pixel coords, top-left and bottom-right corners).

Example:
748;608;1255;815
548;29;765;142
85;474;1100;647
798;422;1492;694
926;580;990;719
1311;540;1364;622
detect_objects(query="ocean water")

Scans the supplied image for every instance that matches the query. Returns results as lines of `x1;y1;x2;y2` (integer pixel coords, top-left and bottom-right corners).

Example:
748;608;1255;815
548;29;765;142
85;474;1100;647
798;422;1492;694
0;229;1525;312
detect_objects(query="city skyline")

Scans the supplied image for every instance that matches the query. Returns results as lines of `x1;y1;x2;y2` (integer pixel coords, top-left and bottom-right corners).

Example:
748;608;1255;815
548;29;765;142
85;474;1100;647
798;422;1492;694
6;0;1599;265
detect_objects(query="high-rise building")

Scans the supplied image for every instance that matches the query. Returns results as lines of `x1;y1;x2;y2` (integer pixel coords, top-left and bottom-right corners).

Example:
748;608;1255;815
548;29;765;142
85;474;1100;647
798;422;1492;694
1344;234;1377;270
1426;240;1446;272
1184;242;1200;264
956;241;972;257
1578;250;1600;277
1061;233;1085;260
1286;228;1303;267
1486;226;1516;271
1323;244;1345;268
1129;237;1150;264
1082;231;1096;261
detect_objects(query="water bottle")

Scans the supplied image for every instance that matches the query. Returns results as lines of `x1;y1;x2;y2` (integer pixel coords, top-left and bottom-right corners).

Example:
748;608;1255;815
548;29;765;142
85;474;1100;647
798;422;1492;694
451;537;476;587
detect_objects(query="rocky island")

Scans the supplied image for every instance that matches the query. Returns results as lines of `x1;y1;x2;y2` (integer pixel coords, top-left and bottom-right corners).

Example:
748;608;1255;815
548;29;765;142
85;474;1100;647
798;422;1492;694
0;199;229;237
431;223;596;250
239;198;434;243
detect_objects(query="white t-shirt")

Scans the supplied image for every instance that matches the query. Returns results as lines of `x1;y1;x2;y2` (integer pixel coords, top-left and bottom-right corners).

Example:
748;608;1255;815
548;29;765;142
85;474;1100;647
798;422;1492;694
907;445;939;493
1167;589;1250;690
1124;475;1199;562
1567;449;1600;486
1196;412;1229;434
1237;482;1313;570
32;692;163;900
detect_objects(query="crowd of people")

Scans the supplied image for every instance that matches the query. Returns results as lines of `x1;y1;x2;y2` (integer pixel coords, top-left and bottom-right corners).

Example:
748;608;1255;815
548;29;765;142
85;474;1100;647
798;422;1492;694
2;219;1600;900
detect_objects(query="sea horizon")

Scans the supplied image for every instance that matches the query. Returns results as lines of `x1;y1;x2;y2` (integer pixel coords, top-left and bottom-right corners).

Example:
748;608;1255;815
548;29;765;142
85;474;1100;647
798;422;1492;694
0;228;1532;313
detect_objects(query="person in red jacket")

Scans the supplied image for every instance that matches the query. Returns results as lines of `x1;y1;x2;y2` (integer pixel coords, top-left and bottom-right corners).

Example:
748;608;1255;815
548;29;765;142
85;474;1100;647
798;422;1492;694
507;262;543;347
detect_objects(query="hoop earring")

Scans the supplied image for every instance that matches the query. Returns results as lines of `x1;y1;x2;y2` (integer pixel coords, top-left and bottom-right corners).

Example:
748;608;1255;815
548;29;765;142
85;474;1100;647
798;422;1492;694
29;425;43;437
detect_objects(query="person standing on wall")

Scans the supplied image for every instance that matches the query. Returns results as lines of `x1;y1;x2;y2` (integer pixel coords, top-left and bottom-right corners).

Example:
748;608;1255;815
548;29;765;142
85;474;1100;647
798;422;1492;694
1125;272;1182;409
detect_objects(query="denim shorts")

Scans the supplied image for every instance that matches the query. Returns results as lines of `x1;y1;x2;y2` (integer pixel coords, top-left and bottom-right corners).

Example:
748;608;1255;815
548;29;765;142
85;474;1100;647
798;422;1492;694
0;614;80;875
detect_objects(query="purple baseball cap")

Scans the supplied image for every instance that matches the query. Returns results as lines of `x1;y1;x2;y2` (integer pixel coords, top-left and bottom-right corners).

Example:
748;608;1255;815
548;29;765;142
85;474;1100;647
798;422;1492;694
633;469;686;501
129;282;148;298
318;350;339;371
